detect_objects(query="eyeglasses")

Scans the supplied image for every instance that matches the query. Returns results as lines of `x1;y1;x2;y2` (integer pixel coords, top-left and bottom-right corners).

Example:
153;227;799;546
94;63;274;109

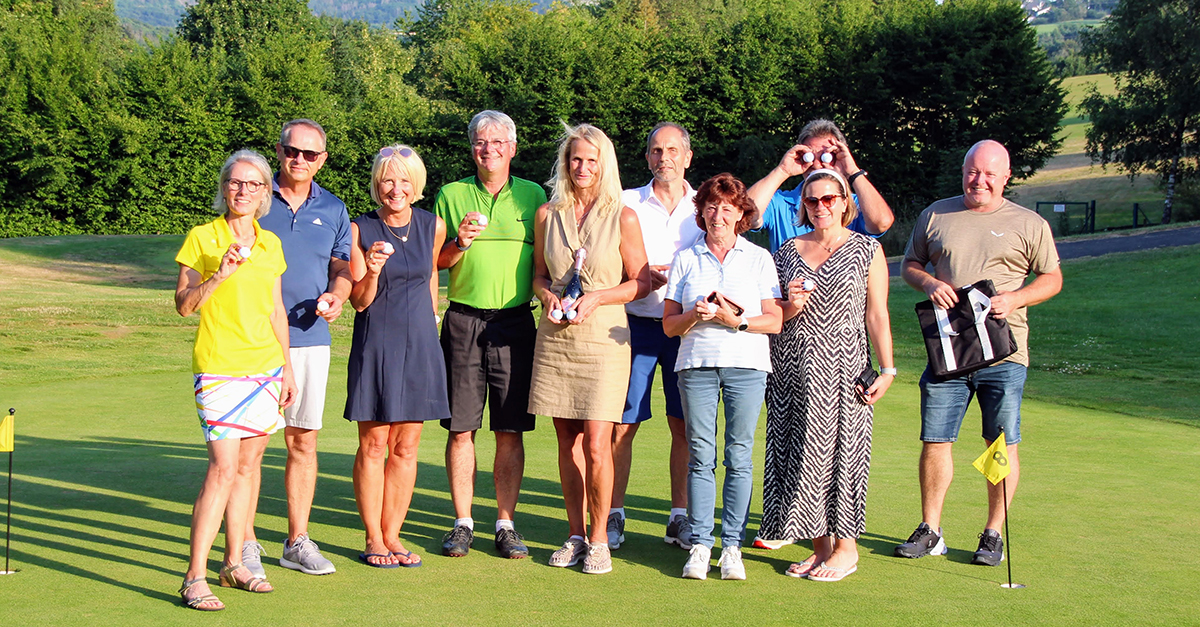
380;147;414;158
226;179;265;193
473;139;510;151
801;194;845;209
281;145;325;162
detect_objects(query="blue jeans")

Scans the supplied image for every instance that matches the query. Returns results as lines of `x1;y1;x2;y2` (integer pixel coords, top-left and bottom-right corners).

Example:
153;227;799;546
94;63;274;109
677;367;768;549
919;361;1026;445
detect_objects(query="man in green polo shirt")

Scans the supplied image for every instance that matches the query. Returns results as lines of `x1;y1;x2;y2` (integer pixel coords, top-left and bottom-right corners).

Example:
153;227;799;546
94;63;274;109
435;110;547;560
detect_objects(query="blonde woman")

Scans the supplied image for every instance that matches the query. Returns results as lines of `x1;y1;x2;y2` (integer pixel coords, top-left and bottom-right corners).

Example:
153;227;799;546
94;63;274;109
175;150;297;610
530;124;650;574
345;145;449;568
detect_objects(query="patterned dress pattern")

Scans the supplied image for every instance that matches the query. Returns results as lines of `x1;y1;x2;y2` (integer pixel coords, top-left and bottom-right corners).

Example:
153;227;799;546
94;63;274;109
760;232;877;540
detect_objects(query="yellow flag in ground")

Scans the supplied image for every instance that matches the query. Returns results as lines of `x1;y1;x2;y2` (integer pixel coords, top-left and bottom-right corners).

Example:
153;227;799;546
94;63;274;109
973;436;1010;485
0;413;12;453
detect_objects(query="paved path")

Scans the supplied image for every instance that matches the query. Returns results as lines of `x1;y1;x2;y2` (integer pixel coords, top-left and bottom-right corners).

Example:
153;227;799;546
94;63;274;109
888;225;1200;276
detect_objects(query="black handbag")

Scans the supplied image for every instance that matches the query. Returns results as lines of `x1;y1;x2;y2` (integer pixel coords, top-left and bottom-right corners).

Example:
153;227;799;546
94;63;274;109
914;279;1017;379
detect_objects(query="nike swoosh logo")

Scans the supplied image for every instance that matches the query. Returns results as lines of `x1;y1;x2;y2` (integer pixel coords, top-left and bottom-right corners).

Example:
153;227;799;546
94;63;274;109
991;231;1004;237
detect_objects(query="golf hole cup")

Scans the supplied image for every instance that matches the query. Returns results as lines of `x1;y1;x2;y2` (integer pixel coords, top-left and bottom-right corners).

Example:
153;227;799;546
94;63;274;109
382;242;395;255
238;246;252;260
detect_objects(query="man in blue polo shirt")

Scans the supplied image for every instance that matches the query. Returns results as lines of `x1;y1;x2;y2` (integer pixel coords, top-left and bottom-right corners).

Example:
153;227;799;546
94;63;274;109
747;118;894;253
250;118;352;576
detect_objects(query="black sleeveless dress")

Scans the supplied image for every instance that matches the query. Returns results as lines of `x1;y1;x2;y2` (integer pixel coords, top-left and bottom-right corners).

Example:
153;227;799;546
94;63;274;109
344;209;450;423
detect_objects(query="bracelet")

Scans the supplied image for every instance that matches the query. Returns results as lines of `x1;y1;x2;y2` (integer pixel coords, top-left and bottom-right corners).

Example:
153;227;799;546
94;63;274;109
880;367;897;376
454;237;471;252
847;170;868;187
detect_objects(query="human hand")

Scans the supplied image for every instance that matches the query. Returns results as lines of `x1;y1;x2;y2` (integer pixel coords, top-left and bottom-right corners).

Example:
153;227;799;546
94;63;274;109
988;291;1020;319
214;244;246;282
925;279;958;309
779;144;816;177
279;366;298;409
567;292;604;325
456;212;488;249
710;292;742;327
315;293;344;322
649;265;670;291
859;373;893;405
787;277;815;311
365;241;393;276
824;139;860;177
542;291;567;325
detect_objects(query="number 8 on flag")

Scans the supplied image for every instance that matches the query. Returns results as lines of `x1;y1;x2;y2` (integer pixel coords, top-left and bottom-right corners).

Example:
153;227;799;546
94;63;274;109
973;436;1010;485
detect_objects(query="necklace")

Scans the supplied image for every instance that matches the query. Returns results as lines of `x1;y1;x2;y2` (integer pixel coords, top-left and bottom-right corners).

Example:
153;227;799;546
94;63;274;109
382;216;412;243
818;234;843;253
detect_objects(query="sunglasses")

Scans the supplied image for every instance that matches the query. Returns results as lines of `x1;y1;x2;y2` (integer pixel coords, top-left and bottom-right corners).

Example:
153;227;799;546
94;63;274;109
380;147;415;158
226;178;265;193
281;145;325;162
801;194;845;210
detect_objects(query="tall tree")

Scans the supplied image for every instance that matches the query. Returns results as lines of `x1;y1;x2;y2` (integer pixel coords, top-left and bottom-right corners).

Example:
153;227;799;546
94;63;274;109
1081;0;1200;223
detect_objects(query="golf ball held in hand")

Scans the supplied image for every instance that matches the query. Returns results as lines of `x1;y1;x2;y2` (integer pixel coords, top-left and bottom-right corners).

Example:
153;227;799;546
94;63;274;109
477;215;488;227
238;246;252;259
706;302;719;314
382;242;395;255
802;152;815;163
821;153;833;164
316;301;330;312
801;278;815;292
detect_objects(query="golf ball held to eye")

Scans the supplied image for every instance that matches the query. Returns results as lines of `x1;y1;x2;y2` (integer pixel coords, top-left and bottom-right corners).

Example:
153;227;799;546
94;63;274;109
802;152;815;164
821;153;833;164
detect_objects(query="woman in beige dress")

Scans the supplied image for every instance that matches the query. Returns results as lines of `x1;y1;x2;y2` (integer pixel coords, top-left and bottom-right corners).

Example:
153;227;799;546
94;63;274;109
530;123;650;574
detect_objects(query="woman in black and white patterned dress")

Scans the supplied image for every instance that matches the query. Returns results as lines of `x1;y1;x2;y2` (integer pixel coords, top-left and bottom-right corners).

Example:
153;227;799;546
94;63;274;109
760;169;895;582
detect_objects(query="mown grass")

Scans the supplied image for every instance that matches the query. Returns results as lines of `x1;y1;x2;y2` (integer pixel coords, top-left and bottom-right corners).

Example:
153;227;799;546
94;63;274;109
0;235;1197;626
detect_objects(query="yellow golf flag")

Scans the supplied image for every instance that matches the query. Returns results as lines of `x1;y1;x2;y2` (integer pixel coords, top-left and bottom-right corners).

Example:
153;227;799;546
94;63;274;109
973;436;1010;485
0;413;12;453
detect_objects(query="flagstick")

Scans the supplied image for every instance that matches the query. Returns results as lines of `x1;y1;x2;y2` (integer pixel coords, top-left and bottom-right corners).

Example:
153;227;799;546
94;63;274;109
2;408;13;575
1002;476;1013;587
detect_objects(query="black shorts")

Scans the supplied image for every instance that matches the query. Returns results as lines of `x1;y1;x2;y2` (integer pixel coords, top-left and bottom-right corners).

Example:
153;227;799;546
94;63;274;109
440;302;537;433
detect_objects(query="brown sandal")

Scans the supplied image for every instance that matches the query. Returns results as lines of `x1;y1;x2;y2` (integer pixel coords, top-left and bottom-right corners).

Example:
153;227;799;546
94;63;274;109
219;562;273;593
180;577;225;611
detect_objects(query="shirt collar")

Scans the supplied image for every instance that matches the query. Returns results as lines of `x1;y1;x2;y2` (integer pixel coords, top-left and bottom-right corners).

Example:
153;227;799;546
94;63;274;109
638;179;695;211
473;175;512;196
271;175;323;202
690;234;748;258
217;214;264;251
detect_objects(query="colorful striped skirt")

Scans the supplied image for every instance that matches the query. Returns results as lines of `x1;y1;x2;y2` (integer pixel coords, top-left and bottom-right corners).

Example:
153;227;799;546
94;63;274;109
194;368;285;442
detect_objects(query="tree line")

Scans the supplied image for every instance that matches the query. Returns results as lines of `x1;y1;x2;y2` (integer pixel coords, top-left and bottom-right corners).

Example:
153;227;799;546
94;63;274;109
0;0;1066;240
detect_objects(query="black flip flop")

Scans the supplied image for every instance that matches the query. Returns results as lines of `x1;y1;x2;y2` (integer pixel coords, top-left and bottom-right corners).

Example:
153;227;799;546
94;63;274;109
359;552;400;569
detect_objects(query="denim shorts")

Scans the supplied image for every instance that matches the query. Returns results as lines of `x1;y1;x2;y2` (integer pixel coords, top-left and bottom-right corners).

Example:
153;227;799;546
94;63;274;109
919;361;1026;445
621;315;683;424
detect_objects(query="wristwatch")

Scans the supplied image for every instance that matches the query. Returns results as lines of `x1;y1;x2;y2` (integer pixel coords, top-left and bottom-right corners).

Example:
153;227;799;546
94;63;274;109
454;236;471;252
736;316;749;332
847;170;868;187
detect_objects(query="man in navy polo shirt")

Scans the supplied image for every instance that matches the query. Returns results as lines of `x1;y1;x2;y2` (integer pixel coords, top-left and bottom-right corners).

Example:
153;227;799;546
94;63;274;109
250;118;351;576
747;118;894;254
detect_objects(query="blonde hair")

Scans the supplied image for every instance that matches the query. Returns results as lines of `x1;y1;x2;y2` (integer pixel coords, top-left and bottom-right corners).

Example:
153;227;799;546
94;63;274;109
546;123;623;218
213;150;273;220
798;168;859;228
369;144;426;206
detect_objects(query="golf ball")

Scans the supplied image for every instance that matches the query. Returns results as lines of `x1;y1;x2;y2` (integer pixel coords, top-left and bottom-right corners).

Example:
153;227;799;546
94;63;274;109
565;309;578;321
706;302;719;314
316;301;330;312
551;309;564;321
821;153;833;164
238;246;252;259
801;278;815;292
802;152;815;164
382;242;395;255
477;215;488;227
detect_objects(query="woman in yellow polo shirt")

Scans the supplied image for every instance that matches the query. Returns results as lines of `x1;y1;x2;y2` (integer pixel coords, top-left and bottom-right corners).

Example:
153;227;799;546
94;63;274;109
174;150;298;611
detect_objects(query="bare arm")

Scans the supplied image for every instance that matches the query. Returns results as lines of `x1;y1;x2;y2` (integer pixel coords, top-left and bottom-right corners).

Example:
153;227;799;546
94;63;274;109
747;144;815;225
431;216;447;316
437;211;486;269
902;259;958;309
662;298;710;337
828;139;894;234
989;266;1063;319
314;257;352;323
531;203;565;324
861;246;894;405
269;276;298;408
567;207;651;325
348;222;394;312
174;244;243;317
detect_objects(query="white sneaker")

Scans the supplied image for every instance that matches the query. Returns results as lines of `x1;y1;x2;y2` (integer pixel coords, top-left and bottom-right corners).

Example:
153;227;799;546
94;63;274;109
682;544;711;580
719;546;746;580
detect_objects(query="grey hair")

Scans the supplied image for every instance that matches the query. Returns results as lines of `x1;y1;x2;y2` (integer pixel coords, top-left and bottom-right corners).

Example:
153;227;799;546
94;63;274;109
468;110;517;144
213;150;274;220
280;119;327;151
646;122;691;154
797;118;848;146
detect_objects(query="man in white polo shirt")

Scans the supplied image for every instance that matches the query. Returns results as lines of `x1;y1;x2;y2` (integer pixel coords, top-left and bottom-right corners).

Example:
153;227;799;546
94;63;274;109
608;122;704;551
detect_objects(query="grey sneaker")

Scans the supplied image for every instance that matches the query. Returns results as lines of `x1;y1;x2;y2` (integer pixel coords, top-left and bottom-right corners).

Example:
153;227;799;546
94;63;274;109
894;522;947;559
279;534;336;575
548;538;588;568
665;514;693;550
606;512;625;550
972;529;1005;566
682;544;711;580
242;540;266;578
582;543;612;575
718;546;746;580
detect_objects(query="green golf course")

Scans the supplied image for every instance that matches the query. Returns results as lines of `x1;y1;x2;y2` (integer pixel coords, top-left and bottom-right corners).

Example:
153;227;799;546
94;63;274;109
0;235;1196;625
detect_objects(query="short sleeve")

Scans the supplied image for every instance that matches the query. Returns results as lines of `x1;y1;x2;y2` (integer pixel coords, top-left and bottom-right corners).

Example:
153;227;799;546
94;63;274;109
331;204;352;262
903;208;933;266
1028;219;1060;275
757;251;782;300
760;190;794;234
175;227;207;274
433;188;450;224
665;252;690;304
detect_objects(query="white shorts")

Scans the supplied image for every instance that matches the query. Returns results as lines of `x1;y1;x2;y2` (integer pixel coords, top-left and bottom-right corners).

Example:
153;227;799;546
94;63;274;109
285;345;331;430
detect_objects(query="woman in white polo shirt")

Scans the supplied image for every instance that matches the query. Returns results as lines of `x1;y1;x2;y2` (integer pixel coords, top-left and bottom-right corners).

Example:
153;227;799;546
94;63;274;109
663;173;782;581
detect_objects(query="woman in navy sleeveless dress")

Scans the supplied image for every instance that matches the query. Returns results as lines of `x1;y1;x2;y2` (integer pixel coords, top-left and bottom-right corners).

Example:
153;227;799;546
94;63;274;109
345;145;449;568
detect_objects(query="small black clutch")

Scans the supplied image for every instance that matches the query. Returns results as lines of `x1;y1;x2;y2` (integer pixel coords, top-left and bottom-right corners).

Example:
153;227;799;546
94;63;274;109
854;365;878;399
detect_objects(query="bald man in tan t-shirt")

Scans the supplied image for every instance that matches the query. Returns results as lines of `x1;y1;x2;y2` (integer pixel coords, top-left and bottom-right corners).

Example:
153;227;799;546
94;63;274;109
894;140;1062;567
